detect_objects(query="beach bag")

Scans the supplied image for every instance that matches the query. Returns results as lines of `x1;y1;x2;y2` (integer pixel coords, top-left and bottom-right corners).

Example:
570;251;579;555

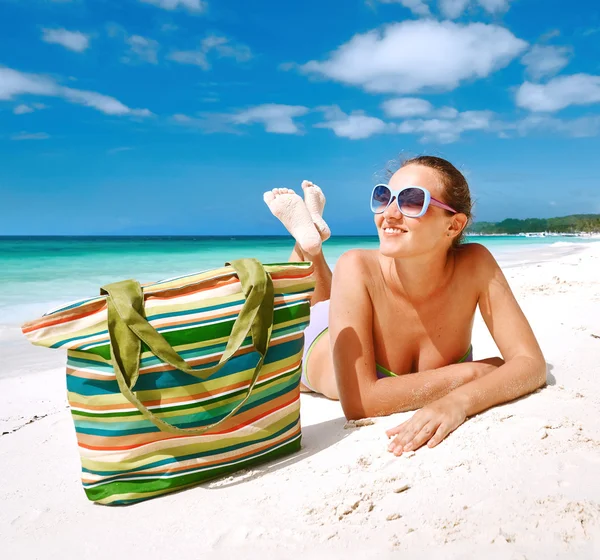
21;259;314;505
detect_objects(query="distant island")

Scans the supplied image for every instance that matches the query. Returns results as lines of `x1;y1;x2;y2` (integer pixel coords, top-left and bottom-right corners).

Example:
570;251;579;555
468;214;600;235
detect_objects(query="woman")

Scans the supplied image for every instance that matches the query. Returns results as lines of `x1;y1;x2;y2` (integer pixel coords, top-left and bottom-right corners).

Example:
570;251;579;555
263;156;546;456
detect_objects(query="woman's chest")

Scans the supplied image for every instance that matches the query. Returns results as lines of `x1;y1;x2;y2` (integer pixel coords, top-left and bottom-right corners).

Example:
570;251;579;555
370;286;477;374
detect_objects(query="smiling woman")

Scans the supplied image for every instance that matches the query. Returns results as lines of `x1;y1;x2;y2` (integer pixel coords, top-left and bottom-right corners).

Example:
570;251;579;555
263;155;547;454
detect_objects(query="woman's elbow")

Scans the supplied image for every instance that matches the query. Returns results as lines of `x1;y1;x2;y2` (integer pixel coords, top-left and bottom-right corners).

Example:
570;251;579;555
521;355;547;392
340;389;401;420
339;391;378;421
340;400;368;421
533;357;548;389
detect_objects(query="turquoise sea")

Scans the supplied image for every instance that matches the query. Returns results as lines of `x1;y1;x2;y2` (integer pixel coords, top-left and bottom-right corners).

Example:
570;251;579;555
0;235;597;328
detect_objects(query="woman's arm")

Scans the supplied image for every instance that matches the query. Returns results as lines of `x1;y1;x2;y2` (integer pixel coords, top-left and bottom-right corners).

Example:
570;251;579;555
447;245;547;415
329;250;504;420
387;245;546;454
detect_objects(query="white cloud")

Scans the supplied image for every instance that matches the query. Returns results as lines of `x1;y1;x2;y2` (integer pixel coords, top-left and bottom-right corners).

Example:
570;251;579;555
315;106;392;139
230;104;309;134
438;0;469;18
11;102;47;115
11;132;50;140
169;49;209;69
298;20;527;94
13;104;34;114
516;74;600;112
439;0;512;18
107;25;161;65
0;67;152;117
382;98;462;119
41;28;90;52
313;103;495;142
202;35;252;63
477;0;512;12
108;146;134;154
171;113;243;134
0;68;57;99
375;0;431;17
140;0;207;13
435;106;459;118
512;114;600;138
521;45;571;80
381;97;433;117
61;89;152;116
173;113;200;124
161;23;179;32
173;105;309;135
124;35;160;64
169;34;252;70
583;27;600;37
398;110;495;142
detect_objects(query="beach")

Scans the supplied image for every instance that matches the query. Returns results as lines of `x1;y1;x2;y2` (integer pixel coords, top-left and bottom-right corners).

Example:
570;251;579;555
1;240;600;559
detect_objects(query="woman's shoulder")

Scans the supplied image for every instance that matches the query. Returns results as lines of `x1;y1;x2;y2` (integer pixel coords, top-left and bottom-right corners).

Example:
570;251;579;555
333;249;381;285
335;249;379;271
453;242;501;275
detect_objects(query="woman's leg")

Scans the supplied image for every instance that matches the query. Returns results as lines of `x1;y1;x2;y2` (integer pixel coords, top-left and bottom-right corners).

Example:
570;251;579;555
305;331;338;399
287;242;336;398
287;242;332;306
265;184;337;398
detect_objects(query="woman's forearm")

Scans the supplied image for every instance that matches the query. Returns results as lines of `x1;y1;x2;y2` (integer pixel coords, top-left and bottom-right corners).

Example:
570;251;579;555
447;356;546;418
355;360;498;418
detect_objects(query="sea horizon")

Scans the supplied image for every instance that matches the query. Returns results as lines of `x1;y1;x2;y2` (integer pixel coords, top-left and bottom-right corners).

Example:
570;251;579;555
1;234;599;329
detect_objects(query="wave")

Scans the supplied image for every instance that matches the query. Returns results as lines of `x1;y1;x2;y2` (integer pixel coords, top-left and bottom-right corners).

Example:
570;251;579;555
550;242;579;247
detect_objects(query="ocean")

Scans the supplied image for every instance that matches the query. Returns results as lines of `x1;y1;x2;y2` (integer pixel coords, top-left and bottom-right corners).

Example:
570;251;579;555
0;235;597;328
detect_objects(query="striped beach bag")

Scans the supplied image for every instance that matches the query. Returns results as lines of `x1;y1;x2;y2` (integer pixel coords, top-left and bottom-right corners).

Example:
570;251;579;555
22;259;314;505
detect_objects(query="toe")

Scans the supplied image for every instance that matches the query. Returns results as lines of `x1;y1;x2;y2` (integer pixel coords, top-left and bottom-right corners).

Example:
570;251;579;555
263;191;275;204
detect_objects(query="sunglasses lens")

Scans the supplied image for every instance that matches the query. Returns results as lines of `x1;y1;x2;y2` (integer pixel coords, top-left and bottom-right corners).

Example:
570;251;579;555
398;187;425;217
371;185;391;213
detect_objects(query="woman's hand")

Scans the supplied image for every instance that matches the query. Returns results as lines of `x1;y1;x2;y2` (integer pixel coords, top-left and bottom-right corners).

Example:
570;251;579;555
386;394;468;455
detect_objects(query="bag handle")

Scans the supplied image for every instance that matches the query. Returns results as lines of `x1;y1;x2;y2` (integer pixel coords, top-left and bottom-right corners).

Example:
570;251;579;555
100;258;274;436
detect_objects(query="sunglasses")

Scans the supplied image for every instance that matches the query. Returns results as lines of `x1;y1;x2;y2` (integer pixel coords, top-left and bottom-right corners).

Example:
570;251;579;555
370;184;458;217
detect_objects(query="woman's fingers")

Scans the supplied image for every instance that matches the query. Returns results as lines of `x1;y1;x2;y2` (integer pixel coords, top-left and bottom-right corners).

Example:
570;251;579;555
385;421;409;438
402;420;439;452
427;422;451;448
387;416;429;455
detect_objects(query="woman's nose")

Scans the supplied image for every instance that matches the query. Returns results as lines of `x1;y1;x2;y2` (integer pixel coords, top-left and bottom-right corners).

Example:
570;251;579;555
383;196;403;220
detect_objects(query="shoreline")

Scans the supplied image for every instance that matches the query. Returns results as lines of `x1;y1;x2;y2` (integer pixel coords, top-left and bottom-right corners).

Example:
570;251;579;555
1;243;600;558
1;238;598;330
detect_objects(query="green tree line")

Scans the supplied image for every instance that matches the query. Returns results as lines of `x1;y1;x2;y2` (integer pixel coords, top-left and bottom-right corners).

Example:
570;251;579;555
468;214;600;234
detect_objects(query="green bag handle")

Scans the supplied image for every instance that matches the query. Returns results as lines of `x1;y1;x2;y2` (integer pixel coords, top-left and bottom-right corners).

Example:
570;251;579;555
100;258;274;436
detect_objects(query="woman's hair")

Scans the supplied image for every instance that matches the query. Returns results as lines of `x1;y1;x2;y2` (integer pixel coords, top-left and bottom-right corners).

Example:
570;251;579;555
399;155;473;247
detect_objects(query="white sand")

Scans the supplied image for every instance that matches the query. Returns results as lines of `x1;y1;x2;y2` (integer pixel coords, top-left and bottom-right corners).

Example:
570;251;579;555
1;243;600;559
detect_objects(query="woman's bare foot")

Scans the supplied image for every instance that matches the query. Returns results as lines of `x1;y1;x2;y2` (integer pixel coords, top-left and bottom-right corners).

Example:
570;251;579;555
302;180;331;242
263;188;322;256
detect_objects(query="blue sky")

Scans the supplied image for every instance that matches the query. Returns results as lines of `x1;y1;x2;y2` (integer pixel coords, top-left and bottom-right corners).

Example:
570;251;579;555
1;0;600;235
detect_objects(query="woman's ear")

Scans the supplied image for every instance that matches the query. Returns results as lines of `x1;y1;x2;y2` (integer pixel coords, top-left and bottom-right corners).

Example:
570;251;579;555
448;213;468;237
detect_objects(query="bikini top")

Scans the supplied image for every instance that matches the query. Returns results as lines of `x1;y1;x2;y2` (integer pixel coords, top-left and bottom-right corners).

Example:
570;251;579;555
375;344;474;379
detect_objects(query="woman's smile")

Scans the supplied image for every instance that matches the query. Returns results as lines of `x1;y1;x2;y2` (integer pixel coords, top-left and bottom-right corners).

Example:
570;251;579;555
382;227;408;236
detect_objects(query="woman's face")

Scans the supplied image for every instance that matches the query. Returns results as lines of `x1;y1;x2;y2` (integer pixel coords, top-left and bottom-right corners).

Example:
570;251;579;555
374;164;458;259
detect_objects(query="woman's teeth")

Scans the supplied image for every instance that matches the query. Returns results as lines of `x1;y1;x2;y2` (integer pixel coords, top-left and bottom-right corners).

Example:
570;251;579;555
384;227;405;235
